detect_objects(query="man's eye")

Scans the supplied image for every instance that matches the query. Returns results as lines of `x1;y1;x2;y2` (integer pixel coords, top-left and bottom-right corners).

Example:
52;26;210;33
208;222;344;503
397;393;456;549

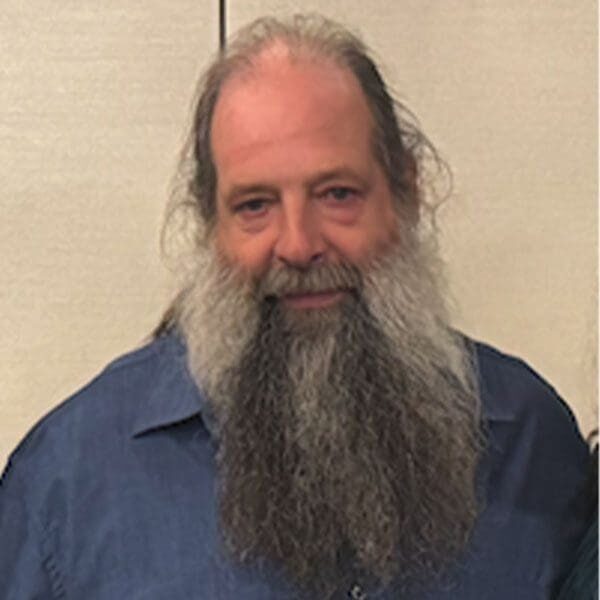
234;199;269;215
324;187;358;202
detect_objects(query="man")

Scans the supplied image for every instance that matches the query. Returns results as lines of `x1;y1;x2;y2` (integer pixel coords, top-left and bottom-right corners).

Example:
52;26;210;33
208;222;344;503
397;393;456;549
0;14;591;599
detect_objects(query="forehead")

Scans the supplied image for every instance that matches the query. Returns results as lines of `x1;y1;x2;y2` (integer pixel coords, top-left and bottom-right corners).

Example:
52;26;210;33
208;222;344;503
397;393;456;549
210;48;376;174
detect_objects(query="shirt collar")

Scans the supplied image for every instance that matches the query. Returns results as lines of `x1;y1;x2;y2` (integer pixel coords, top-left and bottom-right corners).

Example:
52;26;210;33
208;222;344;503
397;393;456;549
130;332;512;438
131;332;216;438
471;339;517;423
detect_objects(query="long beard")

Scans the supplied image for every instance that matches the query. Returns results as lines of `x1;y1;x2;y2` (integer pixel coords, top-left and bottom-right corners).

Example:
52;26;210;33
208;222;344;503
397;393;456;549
175;234;482;596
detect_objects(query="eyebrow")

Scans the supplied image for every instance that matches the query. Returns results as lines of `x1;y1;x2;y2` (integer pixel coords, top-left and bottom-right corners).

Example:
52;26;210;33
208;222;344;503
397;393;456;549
223;183;279;206
306;168;370;190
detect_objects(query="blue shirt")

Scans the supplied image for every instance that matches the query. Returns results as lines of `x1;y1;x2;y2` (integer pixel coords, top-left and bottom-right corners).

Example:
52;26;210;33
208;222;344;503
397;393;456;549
0;333;591;599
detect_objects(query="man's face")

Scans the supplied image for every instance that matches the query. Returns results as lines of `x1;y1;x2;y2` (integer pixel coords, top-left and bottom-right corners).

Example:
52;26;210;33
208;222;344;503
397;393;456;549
211;48;399;310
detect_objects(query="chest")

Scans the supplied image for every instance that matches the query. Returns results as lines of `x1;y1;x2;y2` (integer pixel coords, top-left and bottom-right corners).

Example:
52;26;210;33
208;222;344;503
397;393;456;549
44;432;557;599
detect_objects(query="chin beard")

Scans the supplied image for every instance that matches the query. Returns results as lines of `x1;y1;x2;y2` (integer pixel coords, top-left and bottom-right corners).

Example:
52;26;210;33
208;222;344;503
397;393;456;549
175;235;483;596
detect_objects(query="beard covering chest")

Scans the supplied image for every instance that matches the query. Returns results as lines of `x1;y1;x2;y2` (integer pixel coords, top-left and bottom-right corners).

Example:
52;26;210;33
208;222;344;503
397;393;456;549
175;234;483;597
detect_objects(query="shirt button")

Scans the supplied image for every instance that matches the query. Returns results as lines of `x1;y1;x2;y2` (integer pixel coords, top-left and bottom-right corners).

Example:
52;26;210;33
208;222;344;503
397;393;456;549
348;583;368;599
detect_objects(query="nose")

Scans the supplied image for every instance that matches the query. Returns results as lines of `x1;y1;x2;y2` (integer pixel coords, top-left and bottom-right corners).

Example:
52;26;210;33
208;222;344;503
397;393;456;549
274;199;325;268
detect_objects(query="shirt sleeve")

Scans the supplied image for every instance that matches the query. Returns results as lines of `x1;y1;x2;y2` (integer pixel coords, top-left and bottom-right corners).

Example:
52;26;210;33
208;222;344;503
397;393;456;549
0;457;62;599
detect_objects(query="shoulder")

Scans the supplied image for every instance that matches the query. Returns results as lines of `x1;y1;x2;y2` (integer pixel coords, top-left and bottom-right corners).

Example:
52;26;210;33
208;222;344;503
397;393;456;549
1;334;184;490
472;339;581;433
471;338;590;489
465;340;592;595
0;333;202;597
470;339;590;501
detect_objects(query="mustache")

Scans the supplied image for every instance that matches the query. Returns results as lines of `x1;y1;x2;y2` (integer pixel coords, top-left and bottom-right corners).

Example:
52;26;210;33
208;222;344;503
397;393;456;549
256;262;363;298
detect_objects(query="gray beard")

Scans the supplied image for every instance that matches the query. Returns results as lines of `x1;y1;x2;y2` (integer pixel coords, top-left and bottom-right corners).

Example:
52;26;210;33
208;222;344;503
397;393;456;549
175;234;483;596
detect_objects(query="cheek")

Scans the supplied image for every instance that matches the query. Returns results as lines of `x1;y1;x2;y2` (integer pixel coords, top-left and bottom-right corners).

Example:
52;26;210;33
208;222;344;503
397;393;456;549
326;211;400;266
215;225;275;275
335;235;391;266
367;197;402;255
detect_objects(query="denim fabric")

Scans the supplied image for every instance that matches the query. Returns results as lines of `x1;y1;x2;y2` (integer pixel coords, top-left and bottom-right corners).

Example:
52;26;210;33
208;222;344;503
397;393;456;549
0;333;591;599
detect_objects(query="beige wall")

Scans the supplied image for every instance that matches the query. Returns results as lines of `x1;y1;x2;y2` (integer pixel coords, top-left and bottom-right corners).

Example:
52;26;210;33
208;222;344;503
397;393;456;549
1;2;596;464
1;1;218;462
